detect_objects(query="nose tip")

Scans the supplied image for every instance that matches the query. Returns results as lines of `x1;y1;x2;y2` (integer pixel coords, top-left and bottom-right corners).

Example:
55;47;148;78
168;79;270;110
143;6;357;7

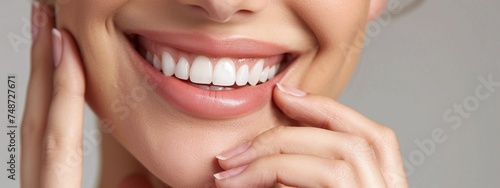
176;0;269;22
203;1;244;22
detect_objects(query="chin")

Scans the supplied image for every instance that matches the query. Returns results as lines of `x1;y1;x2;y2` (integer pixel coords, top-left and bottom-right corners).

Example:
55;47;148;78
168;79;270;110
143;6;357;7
80;21;302;187
56;0;358;186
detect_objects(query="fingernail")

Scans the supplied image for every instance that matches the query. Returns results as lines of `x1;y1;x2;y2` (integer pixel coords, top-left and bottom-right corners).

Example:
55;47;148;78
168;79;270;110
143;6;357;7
31;1;41;41
52;28;62;67
216;142;251;160
213;165;248;180
277;83;307;97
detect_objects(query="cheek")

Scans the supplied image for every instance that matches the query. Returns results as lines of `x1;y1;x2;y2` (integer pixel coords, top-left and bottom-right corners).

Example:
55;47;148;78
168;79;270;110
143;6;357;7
57;1;162;131
287;0;369;95
56;0;127;21
289;0;368;46
56;0;133;115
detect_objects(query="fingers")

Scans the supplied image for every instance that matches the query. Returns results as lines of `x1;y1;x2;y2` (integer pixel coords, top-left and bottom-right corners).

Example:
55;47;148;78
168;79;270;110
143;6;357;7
215;155;359;188
217;126;386;187
21;2;55;188
273;84;408;187
217;127;344;168
39;29;86;188
214;85;407;187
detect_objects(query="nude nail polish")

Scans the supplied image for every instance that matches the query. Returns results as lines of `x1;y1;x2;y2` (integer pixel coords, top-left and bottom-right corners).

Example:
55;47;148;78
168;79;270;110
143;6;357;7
213;165;248;180
277;83;307;97
52;28;62;67
216;142;251;160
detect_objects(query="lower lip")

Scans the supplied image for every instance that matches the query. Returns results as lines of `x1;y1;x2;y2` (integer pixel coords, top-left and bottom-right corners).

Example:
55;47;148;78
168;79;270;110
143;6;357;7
127;37;285;119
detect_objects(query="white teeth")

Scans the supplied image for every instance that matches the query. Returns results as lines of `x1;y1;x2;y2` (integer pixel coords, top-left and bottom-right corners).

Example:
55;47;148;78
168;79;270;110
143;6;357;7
213;58;236;86
260;66;269;83
210;86;225;91
192;84;235;91
162;51;176;76
248;59;264;86
145;50;280;88
153;55;162;70
236;65;249;86
190;56;213;84
175;57;190;80
268;65;276;80
196;84;210;90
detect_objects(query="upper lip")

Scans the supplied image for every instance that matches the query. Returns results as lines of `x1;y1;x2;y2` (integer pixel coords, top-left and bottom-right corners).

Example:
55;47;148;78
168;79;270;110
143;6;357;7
127;30;291;58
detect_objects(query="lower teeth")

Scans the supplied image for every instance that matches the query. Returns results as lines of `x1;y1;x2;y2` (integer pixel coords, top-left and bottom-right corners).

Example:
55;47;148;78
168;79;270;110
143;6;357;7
190;83;235;91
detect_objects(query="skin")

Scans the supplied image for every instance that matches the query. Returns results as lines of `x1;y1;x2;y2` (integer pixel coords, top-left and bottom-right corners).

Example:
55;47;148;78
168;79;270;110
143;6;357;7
22;0;408;187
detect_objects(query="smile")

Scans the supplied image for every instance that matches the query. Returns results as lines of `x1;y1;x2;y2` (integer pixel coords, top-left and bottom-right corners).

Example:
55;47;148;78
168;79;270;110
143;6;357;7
137;37;286;90
126;31;296;119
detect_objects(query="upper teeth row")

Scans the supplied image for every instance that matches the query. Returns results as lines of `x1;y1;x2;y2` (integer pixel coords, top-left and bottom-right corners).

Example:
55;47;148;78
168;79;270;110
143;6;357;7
145;51;280;86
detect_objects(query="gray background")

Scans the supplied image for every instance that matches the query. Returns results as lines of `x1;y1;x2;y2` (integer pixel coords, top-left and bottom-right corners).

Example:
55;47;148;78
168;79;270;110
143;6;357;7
1;0;499;187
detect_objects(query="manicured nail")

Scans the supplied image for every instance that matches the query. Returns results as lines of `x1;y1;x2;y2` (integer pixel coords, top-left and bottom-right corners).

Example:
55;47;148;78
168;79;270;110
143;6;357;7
216;142;251;160
213;165;248;180
52;28;62;67
277;83;307;97
31;1;41;41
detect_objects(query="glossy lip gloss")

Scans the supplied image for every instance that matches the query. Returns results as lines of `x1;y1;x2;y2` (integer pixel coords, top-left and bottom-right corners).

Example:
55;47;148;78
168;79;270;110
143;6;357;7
125;31;291;119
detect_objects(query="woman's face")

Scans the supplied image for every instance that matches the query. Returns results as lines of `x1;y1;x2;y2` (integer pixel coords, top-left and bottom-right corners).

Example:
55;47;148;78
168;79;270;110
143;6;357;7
55;0;380;187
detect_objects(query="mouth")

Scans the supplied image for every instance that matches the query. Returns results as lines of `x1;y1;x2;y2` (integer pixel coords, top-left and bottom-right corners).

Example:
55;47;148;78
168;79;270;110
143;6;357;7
126;32;297;119
136;37;291;89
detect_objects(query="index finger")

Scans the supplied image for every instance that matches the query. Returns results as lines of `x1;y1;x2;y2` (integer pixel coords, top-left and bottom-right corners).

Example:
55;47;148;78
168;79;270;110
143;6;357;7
273;84;408;187
40;29;86;188
21;2;55;188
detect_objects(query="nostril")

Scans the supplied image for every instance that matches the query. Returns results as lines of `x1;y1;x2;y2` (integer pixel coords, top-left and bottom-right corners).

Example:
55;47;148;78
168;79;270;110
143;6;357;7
236;9;253;17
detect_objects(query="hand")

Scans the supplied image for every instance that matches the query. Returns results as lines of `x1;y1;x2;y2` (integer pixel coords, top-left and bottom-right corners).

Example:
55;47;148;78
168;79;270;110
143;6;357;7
214;84;408;187
21;2;86;188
